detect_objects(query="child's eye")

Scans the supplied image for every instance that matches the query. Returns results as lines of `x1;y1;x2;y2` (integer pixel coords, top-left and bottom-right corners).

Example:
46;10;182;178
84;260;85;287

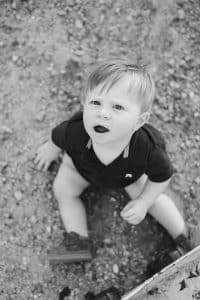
113;104;124;110
90;100;101;105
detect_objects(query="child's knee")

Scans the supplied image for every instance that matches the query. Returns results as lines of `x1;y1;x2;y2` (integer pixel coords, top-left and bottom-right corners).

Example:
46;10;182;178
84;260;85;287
53;159;88;202
53;177;67;200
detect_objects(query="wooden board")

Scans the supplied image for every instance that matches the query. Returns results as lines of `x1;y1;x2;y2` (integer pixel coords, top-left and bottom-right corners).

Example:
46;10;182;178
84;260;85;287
122;245;200;300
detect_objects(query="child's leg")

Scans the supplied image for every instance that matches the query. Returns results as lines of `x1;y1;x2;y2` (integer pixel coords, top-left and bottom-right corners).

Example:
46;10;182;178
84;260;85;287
53;153;89;237
148;194;187;239
125;175;187;239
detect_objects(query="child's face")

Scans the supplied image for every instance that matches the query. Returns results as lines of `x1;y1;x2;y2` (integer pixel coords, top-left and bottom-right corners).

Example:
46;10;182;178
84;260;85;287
83;76;146;145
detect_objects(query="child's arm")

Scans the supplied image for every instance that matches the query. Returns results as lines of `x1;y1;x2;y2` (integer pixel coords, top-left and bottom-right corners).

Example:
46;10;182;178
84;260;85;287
35;137;62;171
121;178;171;225
138;177;171;207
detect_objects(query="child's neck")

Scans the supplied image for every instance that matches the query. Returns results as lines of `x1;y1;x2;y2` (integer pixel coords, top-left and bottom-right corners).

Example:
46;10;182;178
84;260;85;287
92;134;133;165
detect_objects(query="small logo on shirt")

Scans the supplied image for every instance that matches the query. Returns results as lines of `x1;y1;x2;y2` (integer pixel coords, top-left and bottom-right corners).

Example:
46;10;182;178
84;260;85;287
125;173;133;178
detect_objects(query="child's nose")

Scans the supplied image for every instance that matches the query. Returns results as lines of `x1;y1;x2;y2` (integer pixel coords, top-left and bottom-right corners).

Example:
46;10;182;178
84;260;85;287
98;107;111;119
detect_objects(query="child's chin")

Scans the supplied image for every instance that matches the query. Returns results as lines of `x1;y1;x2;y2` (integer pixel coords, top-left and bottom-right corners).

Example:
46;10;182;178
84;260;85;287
92;134;109;143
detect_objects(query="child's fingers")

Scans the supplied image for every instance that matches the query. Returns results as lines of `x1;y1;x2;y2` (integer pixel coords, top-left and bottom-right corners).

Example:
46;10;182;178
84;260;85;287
123;211;136;220
43;162;50;172
121;202;134;214
122;208;134;218
121;205;135;218
125;213;142;224
123;215;140;225
34;154;40;164
35;151;46;166
37;160;45;171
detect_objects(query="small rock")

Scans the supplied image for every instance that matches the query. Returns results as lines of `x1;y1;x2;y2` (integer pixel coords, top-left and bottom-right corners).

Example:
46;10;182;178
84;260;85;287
113;264;119;274
75;20;83;29
0;41;5;47
12;55;18;62
194;111;199;118
24;172;32;182
104;238;112;245
113;211;117;217
194;177;200;185
60;69;66;75
46;226;51;233
35;110;45;122
14;190;23;201
50;87;57;95
22;256;28;265
30;215;37;224
58;10;66;16
178;9;185;19
110;197;116;202
185;139;191;147
168;58;175;66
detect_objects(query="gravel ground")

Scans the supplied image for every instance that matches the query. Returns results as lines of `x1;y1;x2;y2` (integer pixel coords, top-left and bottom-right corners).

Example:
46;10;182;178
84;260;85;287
0;0;200;299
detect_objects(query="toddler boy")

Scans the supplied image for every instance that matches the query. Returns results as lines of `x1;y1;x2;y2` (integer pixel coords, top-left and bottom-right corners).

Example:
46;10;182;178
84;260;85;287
35;60;192;266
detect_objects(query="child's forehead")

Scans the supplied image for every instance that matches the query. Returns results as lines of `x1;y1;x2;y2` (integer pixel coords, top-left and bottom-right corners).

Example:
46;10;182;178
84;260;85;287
88;75;138;98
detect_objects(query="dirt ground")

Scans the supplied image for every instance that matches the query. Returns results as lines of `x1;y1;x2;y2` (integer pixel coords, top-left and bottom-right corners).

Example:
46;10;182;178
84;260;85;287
0;0;200;299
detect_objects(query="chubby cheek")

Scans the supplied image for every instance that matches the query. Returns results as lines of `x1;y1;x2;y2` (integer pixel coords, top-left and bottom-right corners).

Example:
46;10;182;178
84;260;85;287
83;112;93;135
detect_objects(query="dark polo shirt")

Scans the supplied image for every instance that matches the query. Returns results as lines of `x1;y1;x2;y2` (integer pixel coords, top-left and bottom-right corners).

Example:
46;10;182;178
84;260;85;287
52;112;173;189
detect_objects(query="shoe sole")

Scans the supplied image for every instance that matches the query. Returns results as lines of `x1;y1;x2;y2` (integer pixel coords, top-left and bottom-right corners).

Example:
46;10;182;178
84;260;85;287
48;250;93;264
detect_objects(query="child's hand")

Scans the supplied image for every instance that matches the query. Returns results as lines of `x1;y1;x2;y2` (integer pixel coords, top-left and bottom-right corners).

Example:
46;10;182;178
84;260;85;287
120;198;149;225
35;141;61;171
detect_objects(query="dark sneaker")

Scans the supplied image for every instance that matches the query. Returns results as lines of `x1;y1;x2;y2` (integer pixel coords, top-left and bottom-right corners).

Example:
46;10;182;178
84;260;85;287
146;225;200;277
188;223;200;249
171;224;200;259
172;233;191;256
48;232;93;264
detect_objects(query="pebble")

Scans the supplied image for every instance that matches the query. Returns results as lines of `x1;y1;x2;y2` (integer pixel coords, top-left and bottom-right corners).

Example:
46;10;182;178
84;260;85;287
113;264;119;274
24;172;32;182
1;125;12;134
104;238;112;245
189;91;195;98
168;58;175;66
22;256;28;265
110;197;116;202
194;177;200;185
30;215;37;224
46;226;51;233
12;55;18;62
14;190;23;201
75;20;83;29
35;110;45;122
57;10;66;16
0;41;5;47
178;9;185;19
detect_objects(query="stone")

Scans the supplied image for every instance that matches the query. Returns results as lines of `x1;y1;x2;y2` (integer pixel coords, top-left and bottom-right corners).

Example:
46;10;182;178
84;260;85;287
12;55;18;62
75;20;83;29
113;264;119;274
14;190;23;201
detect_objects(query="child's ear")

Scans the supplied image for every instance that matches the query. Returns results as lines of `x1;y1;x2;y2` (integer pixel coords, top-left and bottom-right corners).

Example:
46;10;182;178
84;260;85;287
138;111;150;127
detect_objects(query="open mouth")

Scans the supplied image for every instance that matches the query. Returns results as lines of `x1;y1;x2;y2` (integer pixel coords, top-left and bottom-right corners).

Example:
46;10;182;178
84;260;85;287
93;125;109;133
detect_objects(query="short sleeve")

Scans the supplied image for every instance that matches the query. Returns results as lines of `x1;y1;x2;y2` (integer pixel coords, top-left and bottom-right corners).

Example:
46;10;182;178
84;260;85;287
51;121;69;151
145;146;174;182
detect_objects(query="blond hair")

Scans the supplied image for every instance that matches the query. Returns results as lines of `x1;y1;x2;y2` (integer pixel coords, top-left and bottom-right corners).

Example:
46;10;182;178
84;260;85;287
84;59;155;113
